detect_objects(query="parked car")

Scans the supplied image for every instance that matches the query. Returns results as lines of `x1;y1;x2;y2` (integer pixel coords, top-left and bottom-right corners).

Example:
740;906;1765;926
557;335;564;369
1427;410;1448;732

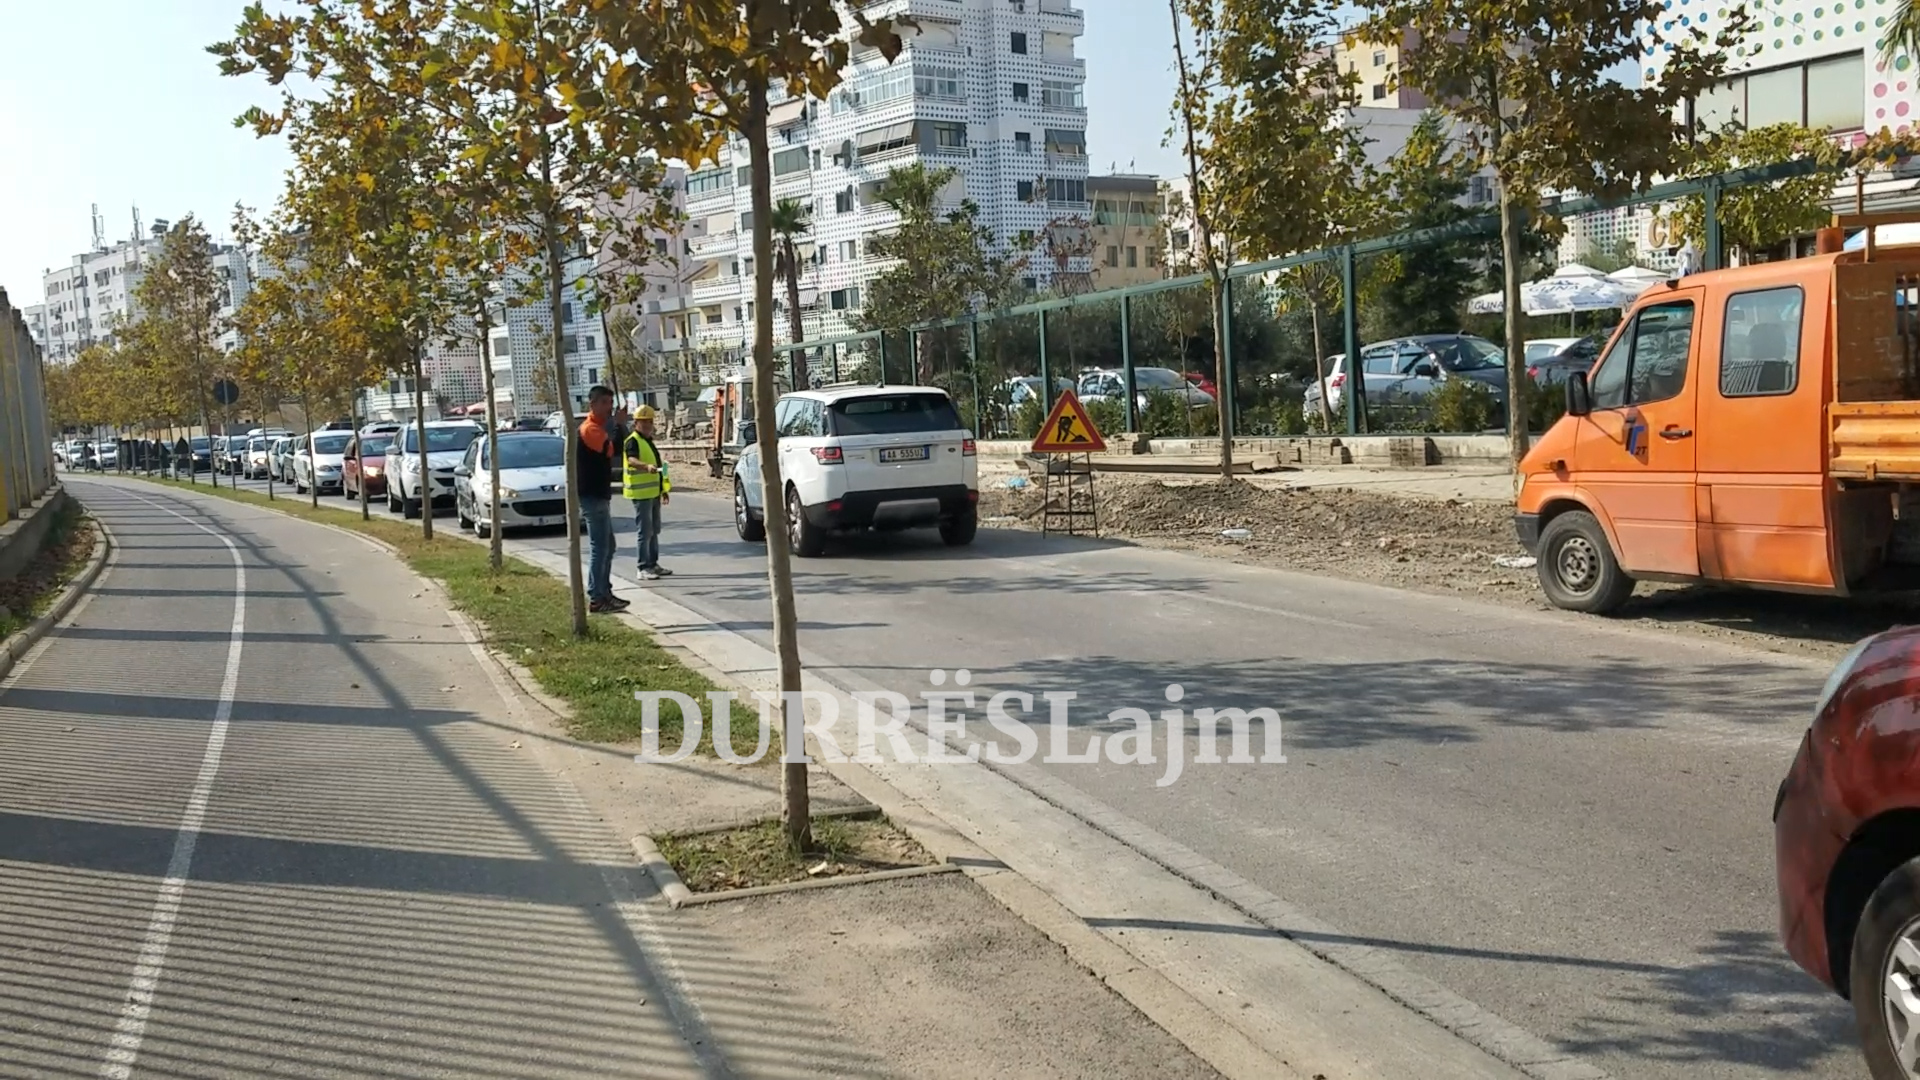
1302;335;1508;422
1775;626;1920;1079
343;431;395;502
1525;336;1603;389
734;384;978;556
387;419;484;518
294;430;353;495
454;432;568;539
270;436;299;482
242;436;274;479
1185;371;1219;398
187;436;213;473
1077;367;1213;412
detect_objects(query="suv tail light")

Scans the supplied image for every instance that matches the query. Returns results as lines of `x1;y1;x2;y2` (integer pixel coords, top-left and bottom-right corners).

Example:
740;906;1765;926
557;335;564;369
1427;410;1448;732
1527;365;1540;379
1329;373;1345;388
962;437;976;456
810;446;844;464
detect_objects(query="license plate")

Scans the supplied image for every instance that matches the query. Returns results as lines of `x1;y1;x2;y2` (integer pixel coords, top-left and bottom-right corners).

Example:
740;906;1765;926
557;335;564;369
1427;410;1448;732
878;446;929;463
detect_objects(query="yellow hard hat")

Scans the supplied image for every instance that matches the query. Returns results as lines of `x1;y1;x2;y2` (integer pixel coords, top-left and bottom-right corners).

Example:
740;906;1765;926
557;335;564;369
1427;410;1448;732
633;405;657;421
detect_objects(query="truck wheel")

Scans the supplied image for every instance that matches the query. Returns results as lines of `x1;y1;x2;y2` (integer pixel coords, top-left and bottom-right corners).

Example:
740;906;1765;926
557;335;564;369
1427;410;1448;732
1851;856;1920;1080
1536;510;1633;614
735;478;765;542
787;487;825;558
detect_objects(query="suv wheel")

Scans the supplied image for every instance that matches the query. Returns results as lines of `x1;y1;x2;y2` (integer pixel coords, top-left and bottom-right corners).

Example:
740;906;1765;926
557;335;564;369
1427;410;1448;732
941;505;978;547
735;478;765;542
1535;510;1632;614
787;487;825;558
1852;858;1920;1080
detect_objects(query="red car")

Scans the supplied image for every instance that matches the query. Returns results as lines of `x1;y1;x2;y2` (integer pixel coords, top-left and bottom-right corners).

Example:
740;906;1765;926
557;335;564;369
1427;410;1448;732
342;432;395;501
1776;626;1920;1078
1185;371;1218;398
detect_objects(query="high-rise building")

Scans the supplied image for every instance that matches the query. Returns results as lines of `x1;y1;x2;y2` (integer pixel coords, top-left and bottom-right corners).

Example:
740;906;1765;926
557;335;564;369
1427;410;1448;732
36;216;251;363
677;0;1088;356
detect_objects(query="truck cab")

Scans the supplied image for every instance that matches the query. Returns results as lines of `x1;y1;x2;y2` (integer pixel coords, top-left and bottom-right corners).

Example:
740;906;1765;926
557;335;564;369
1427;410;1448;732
1517;213;1920;613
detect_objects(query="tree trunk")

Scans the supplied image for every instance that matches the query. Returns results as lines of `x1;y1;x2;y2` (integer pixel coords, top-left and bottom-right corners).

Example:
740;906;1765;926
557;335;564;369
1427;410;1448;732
1211;277;1231;479
547;221;587;637
1166;0;1230;481
785;254;808;391
747;77;811;854
411;339;433;541
354;393;370;520
481;302;503;572
304;388;319;510
1497;187;1531;469
1309;297;1334;432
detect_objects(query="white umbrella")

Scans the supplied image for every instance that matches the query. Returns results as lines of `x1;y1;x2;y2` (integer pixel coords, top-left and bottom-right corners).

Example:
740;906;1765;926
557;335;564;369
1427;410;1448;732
1467;270;1644;316
1607;266;1669;289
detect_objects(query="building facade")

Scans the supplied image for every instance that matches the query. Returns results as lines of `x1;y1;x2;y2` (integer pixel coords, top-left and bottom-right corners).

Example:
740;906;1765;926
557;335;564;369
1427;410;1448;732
36;217;251;363
676;0;1088;356
1087;175;1167;289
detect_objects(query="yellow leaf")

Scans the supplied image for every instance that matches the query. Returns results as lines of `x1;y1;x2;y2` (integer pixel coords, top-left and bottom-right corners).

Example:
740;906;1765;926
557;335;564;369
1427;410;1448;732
356;172;375;192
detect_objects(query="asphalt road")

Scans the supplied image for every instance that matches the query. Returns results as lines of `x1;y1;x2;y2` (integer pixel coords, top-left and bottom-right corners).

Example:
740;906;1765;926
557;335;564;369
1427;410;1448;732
1;477;716;1079
162;463;1859;1078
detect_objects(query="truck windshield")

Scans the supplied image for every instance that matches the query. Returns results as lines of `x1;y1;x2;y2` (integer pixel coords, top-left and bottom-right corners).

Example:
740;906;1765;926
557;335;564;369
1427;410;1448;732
829;394;964;436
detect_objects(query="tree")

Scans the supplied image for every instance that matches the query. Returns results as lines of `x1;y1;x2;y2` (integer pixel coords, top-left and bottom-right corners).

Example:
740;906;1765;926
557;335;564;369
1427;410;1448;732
770;197;813;390
1669;123;1842;261
135;216;230;486
1371;112;1481;336
588;0;906;853
854;163;1024;383
1360;1;1752;467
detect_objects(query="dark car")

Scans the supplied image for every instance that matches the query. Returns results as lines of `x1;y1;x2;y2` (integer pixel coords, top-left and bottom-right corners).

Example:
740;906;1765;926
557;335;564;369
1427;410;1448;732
189;436;213;473
1775;626;1920;1078
1524;336;1605;389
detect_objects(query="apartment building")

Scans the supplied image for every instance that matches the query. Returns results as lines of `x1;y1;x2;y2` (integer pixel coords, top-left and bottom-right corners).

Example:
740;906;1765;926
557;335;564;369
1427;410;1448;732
677;0;1089;357
37;218;251;362
1087;175;1168;288
1332;26;1431;109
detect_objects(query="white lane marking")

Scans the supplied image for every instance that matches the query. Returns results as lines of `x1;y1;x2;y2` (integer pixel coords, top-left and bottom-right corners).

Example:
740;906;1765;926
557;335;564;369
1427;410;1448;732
99;489;247;1080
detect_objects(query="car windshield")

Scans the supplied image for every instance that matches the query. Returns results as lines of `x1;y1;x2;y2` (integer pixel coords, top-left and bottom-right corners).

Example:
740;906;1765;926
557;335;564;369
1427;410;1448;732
191;437;210;450
1135;368;1186;390
311;434;351;455
1525;342;1563;362
828;394;964;436
1432;337;1503;371
490;437;565;470
249;438;268;452
360;436;393;457
401;426;481;453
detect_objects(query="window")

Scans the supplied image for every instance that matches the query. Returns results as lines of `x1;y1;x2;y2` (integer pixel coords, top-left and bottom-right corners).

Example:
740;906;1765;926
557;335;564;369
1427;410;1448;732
1015;131;1033;153
772;146;810;176
1721;286;1803;397
401;426;482;453
828;393;964;436
835;188;855;214
1011;31;1028;53
932;121;967;148
1041;80;1083;108
1017;180;1035;201
1171;229;1190;251
1106;245;1118;267
851;63;913;107
686;167;732;196
1372;50;1386;66
916;64;964;98
489;436;565;470
1746;66;1801;127
563;334;580;354
1044;128;1085;155
830;287;861;310
1048;178;1086;203
1372;83;1387;100
1147;247;1159;267
1807;54;1867;131
1689;53;1865;133
856;120;917;156
1012;81;1030;102
1126;247;1138;268
840;240;857;261
1590;301;1696;409
563;302;575;323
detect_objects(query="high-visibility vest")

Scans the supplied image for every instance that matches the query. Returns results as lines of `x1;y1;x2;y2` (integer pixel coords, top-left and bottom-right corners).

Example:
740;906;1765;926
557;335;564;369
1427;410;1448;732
622;431;670;501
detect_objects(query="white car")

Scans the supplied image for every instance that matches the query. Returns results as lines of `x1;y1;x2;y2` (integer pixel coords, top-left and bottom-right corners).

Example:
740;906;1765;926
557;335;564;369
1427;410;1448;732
244;436;276;479
387;419;484;518
293;430;353;494
734;384;978;557
453;432;568;539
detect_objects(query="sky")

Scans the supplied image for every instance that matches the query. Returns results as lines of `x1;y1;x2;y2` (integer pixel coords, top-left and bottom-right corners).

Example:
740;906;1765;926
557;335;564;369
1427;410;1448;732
0;0;1199;309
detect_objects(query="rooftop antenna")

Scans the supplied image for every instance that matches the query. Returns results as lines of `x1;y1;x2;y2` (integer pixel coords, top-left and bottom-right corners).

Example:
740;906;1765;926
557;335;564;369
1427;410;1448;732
131;205;143;268
90;204;104;252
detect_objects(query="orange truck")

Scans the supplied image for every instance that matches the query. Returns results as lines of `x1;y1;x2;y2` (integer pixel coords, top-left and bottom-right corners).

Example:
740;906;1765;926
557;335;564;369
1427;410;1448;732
1517;214;1920;613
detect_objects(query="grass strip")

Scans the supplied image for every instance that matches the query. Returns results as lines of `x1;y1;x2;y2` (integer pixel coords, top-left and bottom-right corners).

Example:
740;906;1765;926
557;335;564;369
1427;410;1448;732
0;500;97;640
659;816;934;892
127;476;757;752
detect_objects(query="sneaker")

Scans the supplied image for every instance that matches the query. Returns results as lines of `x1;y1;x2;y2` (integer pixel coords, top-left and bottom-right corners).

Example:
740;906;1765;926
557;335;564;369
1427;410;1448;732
638;568;661;581
608;595;632;609
590;599;615;614
651;565;673;577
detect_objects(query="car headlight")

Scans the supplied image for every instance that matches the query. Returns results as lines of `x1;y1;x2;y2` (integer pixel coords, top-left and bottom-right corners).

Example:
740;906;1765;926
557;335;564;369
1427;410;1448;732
1812;634;1880;722
365;466;382;476
500;487;521;499
400;457;421;472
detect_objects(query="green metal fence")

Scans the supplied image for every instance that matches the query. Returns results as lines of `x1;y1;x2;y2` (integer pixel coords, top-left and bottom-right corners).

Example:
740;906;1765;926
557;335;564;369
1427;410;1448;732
772;158;1828;440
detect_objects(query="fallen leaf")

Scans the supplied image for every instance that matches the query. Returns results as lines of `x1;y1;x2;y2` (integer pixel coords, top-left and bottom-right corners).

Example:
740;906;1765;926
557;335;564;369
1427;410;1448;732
350;682;361;689
441;685;457;692
509;740;522;749
807;861;830;876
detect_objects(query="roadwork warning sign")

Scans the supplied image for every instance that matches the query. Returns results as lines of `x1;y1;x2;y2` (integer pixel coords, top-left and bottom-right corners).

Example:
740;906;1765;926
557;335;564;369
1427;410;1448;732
1030;389;1106;453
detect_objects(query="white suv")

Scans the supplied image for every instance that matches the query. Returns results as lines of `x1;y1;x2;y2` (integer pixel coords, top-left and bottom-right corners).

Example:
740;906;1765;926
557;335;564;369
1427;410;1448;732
387;419;484;519
734;385;978;556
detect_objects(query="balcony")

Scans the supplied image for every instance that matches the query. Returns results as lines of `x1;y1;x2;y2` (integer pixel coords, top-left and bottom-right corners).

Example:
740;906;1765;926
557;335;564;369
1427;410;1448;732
690;274;743;305
1036;0;1084;33
1046;200;1092;213
1046;149;1088;169
689;231;739;259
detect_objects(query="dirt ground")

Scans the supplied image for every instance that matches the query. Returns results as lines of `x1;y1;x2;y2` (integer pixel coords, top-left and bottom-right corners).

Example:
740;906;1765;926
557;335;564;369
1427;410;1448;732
979;471;1920;661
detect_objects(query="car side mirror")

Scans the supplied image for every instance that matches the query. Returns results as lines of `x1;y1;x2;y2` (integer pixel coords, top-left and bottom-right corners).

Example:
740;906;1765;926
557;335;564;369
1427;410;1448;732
739;421;757;444
1413;362;1439;378
1565;371;1592;417
454;465;471;477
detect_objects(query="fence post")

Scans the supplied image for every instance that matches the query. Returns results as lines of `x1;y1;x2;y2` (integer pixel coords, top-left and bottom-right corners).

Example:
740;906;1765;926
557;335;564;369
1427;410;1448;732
1218;276;1236;441
1340;247;1363;436
1038;308;1052;409
1703;179;1723;272
1120;293;1137;433
968;319;983;437
878;333;889;386
908;329;919;383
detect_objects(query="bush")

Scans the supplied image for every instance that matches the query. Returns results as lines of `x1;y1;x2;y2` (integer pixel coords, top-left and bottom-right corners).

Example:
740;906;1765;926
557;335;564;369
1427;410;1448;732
1528;376;1567;432
1085;396;1127;438
1014;397;1045;440
1427;378;1498;433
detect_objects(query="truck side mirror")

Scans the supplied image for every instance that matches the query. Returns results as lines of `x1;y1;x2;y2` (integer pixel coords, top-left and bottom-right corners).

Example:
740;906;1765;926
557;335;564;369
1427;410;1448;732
1565;372;1592;417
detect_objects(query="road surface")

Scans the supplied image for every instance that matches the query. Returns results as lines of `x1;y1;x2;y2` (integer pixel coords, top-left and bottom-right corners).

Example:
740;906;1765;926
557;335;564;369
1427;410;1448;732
0;479;718;1079
165;466;1862;1078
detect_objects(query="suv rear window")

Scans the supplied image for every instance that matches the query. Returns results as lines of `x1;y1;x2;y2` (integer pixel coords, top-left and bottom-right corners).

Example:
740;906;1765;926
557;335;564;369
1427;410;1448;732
828;394;963;436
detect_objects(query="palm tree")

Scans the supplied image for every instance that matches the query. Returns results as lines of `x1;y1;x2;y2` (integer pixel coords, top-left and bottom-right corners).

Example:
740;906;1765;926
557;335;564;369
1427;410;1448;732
1888;0;1920;68
770;197;812;390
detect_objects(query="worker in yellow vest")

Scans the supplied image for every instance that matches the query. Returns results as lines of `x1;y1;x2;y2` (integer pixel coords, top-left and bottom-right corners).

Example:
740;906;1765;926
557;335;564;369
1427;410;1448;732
623;404;673;581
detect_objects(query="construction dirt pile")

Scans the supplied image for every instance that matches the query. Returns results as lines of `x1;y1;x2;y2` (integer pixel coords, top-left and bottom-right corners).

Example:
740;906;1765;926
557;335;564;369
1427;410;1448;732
976;474;1537;595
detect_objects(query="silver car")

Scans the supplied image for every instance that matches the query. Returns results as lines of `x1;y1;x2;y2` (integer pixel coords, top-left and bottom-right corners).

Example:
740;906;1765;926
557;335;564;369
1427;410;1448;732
1077;367;1213;412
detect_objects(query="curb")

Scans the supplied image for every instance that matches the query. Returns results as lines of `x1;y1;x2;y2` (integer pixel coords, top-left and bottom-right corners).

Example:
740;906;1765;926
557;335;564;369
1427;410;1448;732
630;832;961;909
0;505;111;684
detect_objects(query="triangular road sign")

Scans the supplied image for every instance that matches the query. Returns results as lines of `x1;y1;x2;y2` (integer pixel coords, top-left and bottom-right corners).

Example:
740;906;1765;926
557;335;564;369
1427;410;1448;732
1031;389;1106;453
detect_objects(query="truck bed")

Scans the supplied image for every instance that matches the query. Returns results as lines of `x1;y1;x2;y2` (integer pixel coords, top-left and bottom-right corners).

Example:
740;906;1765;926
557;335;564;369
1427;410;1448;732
1830;401;1920;480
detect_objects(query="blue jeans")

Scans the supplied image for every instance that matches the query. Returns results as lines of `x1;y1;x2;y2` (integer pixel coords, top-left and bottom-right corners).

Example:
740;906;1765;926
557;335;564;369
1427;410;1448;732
633;498;661;571
581;496;615;602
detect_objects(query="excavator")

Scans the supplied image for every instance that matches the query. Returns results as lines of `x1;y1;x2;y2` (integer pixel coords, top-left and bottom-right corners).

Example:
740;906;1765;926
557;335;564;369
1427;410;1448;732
706;369;790;478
